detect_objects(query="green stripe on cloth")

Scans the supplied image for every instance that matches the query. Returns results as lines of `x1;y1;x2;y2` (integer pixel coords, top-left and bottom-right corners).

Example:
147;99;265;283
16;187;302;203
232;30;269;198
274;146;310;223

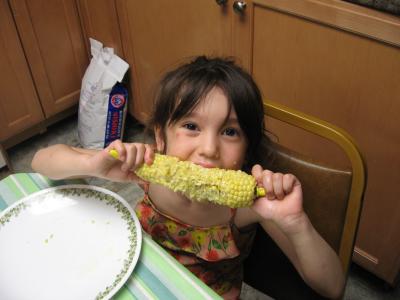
27;173;85;189
141;236;222;300
124;274;159;299
0;195;7;211
11;173;41;194
1;176;24;200
113;285;138;300
31;174;67;188
0;180;18;206
27;173;51;190
0;174;48;208
134;261;178;300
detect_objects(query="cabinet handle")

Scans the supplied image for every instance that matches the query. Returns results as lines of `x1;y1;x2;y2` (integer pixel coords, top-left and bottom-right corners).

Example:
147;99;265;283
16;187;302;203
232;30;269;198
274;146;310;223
215;0;227;5
233;1;247;13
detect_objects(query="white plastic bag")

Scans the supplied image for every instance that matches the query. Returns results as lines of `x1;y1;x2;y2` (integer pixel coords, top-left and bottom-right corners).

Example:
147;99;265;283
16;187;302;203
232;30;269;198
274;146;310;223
78;38;129;149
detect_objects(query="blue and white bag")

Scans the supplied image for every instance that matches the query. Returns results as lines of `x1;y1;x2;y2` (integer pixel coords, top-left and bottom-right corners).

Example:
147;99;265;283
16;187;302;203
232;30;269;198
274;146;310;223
78;38;129;149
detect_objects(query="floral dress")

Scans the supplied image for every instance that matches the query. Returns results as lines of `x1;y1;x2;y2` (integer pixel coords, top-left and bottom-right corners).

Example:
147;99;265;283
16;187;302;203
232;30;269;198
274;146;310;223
135;194;256;299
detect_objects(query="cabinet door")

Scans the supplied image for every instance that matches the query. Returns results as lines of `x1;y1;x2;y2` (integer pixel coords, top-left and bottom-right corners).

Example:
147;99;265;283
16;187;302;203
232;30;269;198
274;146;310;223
248;0;400;285
0;0;44;141
77;0;124;57
9;0;88;118
116;0;235;123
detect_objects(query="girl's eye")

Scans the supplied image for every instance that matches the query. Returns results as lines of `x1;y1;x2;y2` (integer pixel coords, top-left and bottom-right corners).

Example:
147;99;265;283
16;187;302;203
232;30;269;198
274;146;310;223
223;128;239;137
183;123;198;131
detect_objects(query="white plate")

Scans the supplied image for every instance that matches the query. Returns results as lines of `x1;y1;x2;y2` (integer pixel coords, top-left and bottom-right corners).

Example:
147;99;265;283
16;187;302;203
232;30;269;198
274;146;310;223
0;185;142;300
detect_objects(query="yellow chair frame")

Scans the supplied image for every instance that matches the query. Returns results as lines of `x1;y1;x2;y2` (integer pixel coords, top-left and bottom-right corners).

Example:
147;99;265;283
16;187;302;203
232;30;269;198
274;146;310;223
264;101;366;276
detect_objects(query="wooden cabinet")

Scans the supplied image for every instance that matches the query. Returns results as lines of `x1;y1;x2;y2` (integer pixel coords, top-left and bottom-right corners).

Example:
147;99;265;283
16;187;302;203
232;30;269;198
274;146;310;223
0;0;44;141
9;0;87;118
1;0;88;147
119;0;400;285
116;0;238;122
220;0;400;285
77;0;124;57
246;0;400;286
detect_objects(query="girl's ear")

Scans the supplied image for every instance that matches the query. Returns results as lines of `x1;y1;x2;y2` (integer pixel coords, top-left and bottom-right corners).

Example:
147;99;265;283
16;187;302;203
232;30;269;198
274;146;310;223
154;126;165;153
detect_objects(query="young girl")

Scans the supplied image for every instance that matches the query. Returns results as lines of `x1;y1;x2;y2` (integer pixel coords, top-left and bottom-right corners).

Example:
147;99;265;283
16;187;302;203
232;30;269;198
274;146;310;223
32;56;344;299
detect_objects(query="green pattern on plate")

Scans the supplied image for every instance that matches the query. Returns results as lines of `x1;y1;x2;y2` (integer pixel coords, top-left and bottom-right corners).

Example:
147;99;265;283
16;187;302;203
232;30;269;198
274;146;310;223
0;186;138;300
0;202;27;227
58;188;138;300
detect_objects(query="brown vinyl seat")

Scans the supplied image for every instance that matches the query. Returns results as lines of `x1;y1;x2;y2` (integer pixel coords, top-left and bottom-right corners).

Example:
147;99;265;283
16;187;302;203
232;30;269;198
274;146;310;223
243;101;367;300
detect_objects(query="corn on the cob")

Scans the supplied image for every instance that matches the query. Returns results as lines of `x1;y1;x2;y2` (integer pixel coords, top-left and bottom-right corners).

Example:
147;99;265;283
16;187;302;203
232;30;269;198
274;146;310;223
113;152;265;208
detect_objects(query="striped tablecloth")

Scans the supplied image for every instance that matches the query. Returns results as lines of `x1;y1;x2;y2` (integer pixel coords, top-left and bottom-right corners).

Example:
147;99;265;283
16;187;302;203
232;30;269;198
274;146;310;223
0;173;221;300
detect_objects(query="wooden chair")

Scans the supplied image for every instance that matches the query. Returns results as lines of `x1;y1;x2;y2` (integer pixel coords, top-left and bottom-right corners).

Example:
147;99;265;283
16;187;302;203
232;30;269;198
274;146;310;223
243;101;367;300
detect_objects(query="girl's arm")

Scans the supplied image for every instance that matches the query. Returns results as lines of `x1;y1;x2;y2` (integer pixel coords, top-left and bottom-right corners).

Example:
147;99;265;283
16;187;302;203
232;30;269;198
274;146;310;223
31;140;154;182
31;144;97;179
251;165;344;299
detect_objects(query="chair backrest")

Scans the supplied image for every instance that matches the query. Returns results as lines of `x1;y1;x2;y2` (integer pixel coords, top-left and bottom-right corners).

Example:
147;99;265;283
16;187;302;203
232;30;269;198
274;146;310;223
243;101;366;300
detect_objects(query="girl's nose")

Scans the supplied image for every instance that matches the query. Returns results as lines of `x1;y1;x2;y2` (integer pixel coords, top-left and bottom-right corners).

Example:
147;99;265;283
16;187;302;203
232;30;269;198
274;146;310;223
199;133;219;159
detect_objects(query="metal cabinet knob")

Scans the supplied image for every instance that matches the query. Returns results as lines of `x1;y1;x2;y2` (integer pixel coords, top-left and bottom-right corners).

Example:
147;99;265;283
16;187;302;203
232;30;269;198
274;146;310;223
233;1;247;13
216;0;228;5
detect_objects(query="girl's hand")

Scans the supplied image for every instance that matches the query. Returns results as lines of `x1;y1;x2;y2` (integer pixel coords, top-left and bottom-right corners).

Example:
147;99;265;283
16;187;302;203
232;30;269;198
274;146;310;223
251;164;305;234
88;140;155;182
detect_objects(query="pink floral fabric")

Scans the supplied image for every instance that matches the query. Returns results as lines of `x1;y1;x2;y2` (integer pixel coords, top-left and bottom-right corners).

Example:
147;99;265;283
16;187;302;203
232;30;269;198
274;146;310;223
135;194;256;299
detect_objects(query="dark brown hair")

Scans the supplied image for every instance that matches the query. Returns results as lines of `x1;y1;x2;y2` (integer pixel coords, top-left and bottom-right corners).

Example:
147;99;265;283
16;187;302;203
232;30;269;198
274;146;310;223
148;56;270;171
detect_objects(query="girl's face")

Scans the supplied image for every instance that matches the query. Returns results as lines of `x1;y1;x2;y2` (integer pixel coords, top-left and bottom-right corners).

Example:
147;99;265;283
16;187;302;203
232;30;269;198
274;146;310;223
155;87;248;170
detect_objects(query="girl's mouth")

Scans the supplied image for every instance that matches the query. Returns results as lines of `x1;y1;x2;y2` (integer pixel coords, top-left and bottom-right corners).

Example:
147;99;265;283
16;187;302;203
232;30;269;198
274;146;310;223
194;161;217;169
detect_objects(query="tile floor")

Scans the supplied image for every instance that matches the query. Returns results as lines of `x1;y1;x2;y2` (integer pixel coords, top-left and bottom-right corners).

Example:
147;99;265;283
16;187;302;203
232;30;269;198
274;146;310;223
1;114;399;300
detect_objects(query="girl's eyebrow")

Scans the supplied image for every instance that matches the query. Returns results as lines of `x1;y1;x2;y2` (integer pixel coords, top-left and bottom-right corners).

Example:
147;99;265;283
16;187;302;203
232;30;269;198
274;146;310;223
182;111;204;119
224;117;240;125
186;112;239;123
226;117;239;122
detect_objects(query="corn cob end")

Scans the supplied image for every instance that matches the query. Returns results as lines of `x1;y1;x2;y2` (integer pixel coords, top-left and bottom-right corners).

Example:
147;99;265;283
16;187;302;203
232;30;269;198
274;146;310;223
256;187;266;198
109;149;119;159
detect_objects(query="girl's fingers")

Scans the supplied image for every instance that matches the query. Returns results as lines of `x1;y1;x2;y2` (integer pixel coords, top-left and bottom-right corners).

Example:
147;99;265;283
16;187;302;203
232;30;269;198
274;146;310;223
144;144;155;165
272;173;284;200
283;174;296;194
133;144;146;169
108;140;126;160
121;145;136;172
251;164;263;182
258;169;296;200
261;170;276;200
121;143;152;172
